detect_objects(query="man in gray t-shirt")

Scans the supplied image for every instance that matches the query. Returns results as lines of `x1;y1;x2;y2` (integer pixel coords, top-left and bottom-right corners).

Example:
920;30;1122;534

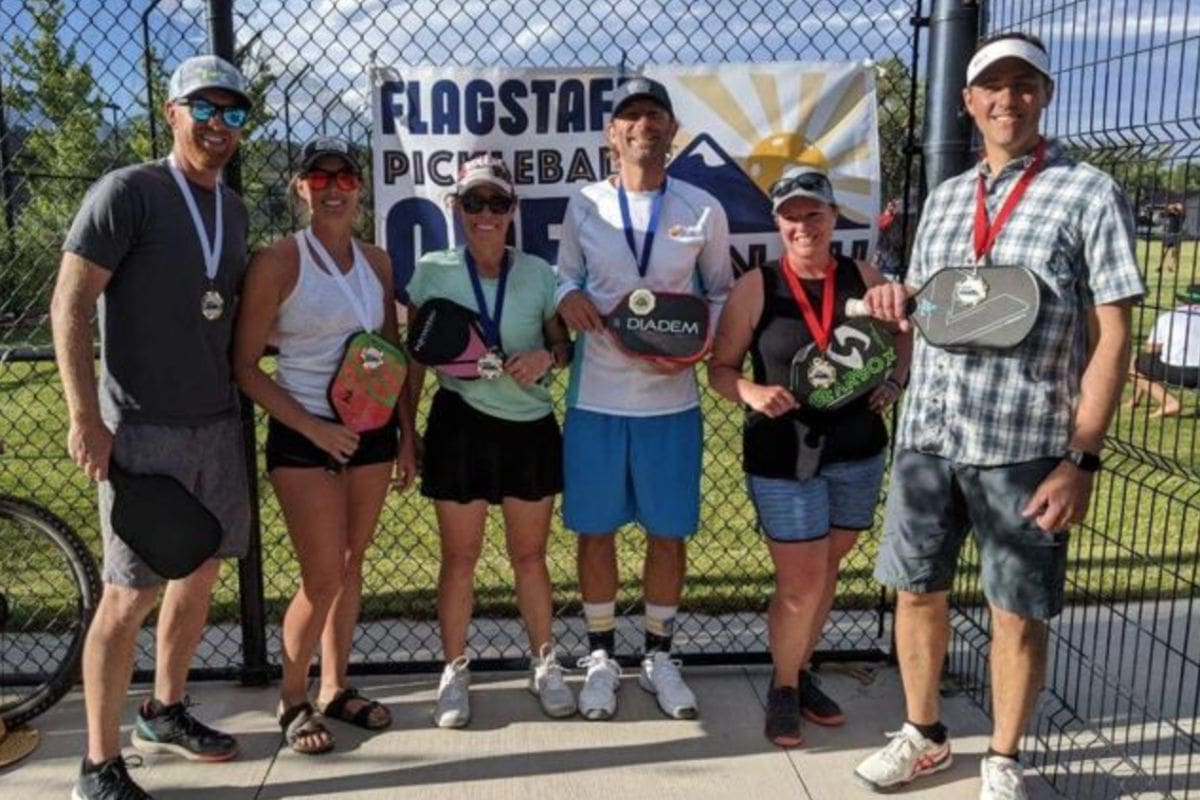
51;54;253;800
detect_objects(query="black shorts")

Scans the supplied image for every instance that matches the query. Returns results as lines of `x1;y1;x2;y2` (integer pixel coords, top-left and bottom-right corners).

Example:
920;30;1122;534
1134;352;1200;389
421;389;563;504
265;416;398;472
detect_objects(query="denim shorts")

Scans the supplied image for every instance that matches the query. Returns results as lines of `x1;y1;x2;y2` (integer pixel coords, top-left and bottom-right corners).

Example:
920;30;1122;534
874;449;1069;620
746;453;886;543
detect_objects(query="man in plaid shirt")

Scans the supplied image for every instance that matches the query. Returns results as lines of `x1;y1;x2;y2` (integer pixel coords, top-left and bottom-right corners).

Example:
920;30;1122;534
852;32;1144;800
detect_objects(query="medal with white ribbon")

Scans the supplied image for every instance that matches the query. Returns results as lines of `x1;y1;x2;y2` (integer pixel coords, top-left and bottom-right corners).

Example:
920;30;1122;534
167;154;225;321
303;229;383;369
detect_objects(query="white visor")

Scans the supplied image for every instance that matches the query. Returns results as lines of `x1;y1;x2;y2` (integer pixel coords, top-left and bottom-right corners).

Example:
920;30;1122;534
966;38;1052;85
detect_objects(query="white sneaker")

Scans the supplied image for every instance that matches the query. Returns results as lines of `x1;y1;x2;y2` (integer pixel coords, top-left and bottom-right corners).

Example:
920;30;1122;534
529;643;576;718
638;650;698;719
433;655;471;728
576;649;622;720
854;722;953;791
980;755;1028;800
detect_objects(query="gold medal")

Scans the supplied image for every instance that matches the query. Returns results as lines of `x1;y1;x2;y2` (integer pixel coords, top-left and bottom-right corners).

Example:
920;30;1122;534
477;349;505;380
807;356;837;389
201;289;224;321
628;288;656;316
360;345;384;371
954;274;989;307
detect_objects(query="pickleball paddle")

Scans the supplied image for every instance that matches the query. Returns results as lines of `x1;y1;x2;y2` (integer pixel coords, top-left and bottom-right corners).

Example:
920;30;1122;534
605;289;710;364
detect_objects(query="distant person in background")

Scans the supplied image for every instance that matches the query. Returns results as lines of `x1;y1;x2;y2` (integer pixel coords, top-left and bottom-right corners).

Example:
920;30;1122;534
874;197;904;279
1127;283;1200;417
1161;203;1184;273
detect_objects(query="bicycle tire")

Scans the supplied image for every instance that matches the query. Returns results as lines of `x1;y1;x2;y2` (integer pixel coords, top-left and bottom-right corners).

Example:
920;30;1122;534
0;495;101;727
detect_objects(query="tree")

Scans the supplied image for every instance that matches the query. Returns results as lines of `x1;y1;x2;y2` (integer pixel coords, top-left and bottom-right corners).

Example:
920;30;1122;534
1;0;105;329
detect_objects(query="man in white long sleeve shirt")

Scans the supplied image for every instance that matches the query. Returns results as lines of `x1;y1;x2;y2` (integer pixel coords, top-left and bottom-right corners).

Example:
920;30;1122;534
555;77;733;722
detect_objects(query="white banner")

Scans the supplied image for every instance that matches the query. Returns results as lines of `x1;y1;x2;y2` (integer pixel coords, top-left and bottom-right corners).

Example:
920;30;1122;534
371;62;880;300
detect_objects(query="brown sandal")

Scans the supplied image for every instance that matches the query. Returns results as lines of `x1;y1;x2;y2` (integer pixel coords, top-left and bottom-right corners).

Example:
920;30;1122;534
279;701;335;755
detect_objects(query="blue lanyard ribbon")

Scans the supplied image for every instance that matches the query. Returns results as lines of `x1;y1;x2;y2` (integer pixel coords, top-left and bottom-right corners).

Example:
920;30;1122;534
464;248;510;351
617;179;667;278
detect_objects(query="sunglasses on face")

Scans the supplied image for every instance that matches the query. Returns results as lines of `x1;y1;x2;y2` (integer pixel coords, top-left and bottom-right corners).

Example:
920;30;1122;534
770;172;832;199
460;194;515;214
302;168;360;191
176;98;249;130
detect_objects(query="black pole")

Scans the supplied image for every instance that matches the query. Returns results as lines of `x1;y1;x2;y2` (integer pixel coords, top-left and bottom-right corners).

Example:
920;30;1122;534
140;0;163;159
208;0;270;687
0;62;17;259
922;0;980;190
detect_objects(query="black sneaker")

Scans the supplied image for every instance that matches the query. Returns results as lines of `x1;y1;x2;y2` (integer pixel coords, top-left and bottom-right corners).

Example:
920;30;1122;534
72;755;153;800
799;670;846;726
130;696;238;762
764;685;803;747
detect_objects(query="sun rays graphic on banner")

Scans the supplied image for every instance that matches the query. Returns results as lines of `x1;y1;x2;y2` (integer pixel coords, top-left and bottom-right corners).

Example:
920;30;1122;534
649;62;880;227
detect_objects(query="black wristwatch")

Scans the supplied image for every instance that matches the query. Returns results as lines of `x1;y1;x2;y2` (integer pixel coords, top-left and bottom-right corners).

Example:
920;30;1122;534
1062;449;1101;472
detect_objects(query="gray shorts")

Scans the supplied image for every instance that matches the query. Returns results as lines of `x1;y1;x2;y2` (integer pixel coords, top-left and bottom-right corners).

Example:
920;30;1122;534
874;449;1069;620
98;415;251;588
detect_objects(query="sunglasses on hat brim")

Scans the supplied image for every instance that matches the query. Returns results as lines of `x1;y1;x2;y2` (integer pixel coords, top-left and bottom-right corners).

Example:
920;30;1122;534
770;172;833;201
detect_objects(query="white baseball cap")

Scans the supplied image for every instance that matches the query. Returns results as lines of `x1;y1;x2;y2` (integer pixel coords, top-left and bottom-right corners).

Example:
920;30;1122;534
966;37;1052;85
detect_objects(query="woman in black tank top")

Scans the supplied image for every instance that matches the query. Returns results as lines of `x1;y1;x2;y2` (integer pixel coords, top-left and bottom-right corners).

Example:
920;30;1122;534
709;165;911;747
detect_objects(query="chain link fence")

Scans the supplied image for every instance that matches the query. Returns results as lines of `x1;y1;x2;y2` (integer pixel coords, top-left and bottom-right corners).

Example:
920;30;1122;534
948;2;1199;798
0;0;923;681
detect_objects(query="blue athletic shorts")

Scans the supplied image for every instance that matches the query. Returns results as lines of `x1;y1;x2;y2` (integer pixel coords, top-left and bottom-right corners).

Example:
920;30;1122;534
747;453;886;543
562;407;702;539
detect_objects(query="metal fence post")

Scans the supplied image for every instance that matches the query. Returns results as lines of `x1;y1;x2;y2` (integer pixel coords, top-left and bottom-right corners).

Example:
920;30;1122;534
923;0;980;190
208;0;271;687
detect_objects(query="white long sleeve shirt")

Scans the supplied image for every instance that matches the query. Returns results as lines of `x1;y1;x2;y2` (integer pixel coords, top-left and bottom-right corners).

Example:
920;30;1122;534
555;176;733;416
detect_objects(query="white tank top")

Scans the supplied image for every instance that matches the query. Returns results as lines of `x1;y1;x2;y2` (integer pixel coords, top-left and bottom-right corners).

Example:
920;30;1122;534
270;230;385;418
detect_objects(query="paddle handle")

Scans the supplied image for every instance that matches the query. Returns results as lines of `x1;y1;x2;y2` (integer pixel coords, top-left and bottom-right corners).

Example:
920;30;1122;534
844;297;917;318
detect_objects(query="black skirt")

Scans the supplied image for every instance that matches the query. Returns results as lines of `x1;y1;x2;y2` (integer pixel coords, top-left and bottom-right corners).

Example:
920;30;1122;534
420;389;563;504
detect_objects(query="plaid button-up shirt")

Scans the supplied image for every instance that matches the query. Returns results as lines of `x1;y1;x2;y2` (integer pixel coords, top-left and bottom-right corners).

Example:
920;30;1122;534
896;139;1144;465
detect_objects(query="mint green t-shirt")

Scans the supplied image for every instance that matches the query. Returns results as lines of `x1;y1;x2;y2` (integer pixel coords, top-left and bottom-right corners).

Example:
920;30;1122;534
407;247;558;421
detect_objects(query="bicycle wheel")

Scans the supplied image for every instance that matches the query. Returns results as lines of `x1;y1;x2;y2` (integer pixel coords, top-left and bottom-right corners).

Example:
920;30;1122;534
0;495;101;727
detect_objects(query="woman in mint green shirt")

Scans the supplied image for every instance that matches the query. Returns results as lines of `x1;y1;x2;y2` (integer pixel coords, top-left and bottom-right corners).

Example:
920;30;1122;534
406;155;575;728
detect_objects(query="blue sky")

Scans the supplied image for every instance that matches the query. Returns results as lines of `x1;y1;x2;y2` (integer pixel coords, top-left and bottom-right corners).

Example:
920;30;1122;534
1;0;1196;151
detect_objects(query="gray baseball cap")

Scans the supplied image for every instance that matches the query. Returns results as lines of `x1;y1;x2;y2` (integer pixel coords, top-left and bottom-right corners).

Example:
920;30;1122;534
168;55;251;106
611;77;673;118
769;164;837;211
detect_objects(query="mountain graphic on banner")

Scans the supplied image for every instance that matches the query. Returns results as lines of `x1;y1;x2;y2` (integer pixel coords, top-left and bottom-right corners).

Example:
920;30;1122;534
669;133;869;234
668;134;775;235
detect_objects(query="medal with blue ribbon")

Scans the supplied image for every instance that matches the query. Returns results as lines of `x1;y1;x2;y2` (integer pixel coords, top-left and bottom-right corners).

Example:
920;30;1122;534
464;247;511;380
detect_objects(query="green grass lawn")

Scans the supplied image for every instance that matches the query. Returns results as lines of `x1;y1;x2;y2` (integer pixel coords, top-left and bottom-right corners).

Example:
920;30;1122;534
1;239;1197;628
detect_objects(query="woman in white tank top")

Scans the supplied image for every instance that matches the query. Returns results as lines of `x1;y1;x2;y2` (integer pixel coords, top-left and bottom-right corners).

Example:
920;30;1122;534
233;138;416;754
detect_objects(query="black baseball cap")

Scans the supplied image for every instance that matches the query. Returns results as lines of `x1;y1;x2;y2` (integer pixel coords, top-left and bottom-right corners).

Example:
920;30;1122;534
611;77;673;118
298;137;361;175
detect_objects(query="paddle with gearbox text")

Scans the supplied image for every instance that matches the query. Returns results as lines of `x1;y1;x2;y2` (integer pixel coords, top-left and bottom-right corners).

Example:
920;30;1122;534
844;265;1042;350
789;317;899;411
605;289;711;364
108;461;222;580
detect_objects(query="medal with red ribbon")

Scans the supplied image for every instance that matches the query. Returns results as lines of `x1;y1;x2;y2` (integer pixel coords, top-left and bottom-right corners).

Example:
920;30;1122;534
781;254;839;388
960;137;1047;306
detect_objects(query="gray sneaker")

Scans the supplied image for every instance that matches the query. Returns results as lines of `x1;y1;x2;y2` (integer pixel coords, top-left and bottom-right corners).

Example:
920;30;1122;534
433;655;471;728
528;643;577;718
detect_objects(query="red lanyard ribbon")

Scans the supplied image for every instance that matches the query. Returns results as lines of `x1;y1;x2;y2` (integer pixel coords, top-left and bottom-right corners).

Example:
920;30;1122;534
781;255;836;352
973;137;1047;262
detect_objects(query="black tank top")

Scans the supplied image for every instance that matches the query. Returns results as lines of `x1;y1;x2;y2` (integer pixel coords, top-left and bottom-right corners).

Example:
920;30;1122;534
743;254;888;479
